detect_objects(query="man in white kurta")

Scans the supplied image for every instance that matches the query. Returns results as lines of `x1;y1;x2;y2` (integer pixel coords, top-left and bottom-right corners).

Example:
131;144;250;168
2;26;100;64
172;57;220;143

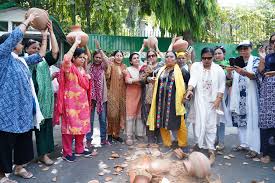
186;62;225;152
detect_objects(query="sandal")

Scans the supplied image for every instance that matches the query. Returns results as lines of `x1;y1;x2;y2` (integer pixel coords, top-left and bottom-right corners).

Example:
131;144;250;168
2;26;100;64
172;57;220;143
232;145;246;152
260;156;271;164
245;151;258;159
14;168;33;179
0;177;18;183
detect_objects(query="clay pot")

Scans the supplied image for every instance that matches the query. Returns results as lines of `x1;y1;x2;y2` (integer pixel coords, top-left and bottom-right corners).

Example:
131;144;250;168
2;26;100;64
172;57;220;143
183;152;211;178
143;39;148;47
147;36;158;49
173;39;189;52
25;8;49;30
66;25;89;48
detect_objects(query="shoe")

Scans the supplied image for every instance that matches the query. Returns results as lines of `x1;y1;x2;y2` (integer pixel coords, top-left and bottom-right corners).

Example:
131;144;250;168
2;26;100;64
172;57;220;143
107;135;113;143
62;154;76;162
75;149;92;157
86;140;93;149
113;136;123;143
101;140;112;146
216;143;225;151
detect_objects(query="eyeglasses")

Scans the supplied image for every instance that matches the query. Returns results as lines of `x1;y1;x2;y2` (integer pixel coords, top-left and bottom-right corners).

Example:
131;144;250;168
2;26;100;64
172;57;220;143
270;40;275;44
147;54;156;58
165;55;175;58
201;57;213;60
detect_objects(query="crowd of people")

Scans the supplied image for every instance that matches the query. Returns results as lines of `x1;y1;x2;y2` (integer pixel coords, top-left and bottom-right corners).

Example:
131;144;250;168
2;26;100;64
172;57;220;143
0;13;275;183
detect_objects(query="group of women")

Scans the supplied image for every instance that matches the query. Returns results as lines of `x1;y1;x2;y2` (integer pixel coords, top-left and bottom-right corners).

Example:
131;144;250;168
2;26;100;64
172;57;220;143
0;14;274;182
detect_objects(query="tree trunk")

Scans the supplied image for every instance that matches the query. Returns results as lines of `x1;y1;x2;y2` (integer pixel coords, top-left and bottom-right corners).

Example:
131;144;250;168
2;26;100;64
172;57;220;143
85;0;91;33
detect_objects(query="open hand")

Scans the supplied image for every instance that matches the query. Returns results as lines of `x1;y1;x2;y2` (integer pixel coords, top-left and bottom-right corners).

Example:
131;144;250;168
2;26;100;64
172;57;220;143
94;39;100;49
75;35;82;45
27;12;39;22
47;21;53;33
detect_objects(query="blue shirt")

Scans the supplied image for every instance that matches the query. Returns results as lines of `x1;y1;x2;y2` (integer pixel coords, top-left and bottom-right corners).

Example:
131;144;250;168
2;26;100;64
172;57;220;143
265;53;275;72
0;27;42;133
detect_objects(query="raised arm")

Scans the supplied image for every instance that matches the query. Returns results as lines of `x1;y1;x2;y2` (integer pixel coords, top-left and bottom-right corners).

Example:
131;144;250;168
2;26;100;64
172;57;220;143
155;42;164;58
62;35;81;71
94;39;109;66
258;47;266;74
167;35;177;52
48;21;59;60
25;29;48;65
0;13;38;57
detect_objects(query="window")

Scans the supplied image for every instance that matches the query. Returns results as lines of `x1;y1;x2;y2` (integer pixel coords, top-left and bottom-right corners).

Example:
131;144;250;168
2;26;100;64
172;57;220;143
0;21;8;31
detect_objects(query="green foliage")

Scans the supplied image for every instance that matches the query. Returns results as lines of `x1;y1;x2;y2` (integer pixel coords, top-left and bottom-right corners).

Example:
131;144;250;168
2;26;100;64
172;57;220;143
203;0;275;44
143;0;218;40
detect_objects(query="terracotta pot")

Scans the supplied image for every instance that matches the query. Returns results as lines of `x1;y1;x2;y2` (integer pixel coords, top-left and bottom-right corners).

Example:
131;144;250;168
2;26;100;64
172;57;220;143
183;152;211;178
25;8;49;30
143;39;148;47
148;36;158;49
66;25;89;47
173;39;189;52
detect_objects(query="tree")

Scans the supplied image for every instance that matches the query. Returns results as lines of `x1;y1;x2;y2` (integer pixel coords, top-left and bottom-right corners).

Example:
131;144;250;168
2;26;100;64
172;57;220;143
139;0;218;40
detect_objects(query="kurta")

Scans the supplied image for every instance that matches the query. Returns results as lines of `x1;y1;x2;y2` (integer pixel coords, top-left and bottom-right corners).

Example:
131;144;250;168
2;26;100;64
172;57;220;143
257;53;275;158
106;61;127;137
58;55;91;135
0;27;43;133
147;64;188;147
125;66;142;119
230;55;260;153
188;62;225;149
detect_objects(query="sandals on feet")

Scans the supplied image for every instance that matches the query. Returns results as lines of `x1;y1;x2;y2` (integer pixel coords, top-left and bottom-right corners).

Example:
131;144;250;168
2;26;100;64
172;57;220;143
245;151;258;159
0;177;18;183
14;168;33;179
232;145;246;152
260;156;271;164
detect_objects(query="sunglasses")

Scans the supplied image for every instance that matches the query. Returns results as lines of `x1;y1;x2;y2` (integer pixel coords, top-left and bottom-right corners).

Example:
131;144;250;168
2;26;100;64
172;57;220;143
147;54;156;58
201;57;213;60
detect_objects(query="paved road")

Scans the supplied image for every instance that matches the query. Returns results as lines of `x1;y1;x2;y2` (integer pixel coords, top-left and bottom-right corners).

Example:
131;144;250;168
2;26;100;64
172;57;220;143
8;120;275;183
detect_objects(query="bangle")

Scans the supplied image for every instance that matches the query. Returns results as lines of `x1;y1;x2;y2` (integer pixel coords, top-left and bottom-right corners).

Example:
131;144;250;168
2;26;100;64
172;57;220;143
21;22;28;27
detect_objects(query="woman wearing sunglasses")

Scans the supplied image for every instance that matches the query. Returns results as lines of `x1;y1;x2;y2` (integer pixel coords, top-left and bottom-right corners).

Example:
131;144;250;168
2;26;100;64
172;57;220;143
147;51;189;151
228;40;260;159
186;47;226;164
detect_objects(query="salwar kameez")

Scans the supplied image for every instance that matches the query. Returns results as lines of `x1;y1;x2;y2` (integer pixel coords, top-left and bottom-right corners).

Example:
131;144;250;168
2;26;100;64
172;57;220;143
57;55;91;157
188;62;225;150
125;66;145;138
258;53;275;158
147;64;188;147
230;56;260;153
106;62;127;138
29;51;58;157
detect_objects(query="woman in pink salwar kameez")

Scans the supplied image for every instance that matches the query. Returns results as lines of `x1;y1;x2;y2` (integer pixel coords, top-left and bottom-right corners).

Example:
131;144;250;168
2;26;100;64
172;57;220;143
57;36;92;162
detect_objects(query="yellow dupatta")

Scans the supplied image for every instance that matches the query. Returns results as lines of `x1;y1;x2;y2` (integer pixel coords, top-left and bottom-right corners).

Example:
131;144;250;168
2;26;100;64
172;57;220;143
147;64;186;131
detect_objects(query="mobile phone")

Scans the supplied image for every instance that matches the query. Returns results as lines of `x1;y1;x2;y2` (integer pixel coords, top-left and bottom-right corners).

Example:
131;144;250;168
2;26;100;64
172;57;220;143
186;46;193;54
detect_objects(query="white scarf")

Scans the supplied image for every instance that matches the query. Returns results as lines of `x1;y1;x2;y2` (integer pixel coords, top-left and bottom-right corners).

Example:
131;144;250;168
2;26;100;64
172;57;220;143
12;52;44;129
229;55;260;153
